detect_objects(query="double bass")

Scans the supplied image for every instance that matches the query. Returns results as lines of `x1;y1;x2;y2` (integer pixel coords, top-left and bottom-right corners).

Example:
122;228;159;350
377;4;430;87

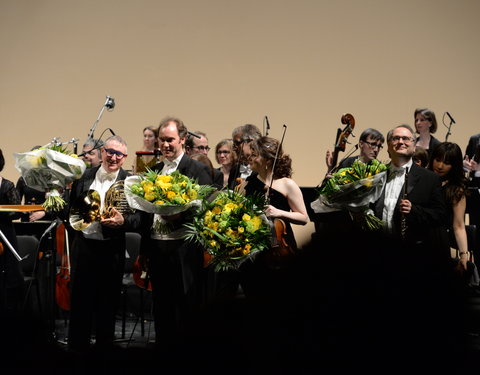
328;113;356;173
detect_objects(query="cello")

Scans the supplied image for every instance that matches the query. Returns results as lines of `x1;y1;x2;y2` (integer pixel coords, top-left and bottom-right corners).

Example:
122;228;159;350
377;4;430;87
55;221;71;311
328;113;356;173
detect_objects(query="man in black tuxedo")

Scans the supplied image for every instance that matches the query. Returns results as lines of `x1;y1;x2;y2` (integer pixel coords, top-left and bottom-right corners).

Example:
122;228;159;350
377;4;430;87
464;133;480;263
138;117;213;351
67;135;140;352
370;124;456;366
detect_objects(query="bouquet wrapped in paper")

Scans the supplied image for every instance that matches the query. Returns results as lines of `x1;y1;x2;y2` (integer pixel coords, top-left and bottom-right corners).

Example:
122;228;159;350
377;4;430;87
124;169;215;233
184;190;271;271
14;144;86;211
311;159;389;230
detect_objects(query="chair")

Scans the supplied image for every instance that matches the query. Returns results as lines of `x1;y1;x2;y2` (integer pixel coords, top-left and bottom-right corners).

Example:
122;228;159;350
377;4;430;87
119;231;152;340
16;235;42;316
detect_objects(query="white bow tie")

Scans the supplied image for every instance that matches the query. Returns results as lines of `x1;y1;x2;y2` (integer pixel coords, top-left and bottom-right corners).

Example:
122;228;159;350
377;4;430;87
98;169;116;182
164;160;177;168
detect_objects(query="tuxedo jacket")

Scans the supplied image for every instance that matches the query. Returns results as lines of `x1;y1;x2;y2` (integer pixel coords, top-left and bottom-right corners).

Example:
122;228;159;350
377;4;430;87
67;165;140;240
465;133;480;160
465;134;480;220
373;162;447;244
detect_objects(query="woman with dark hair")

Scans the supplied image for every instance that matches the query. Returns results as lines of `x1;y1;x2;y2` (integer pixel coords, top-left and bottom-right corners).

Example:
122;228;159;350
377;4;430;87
428;142;470;271
0;148;24;316
238;137;309;358
414;108;442;159
133;125;160;174
245;136;308;234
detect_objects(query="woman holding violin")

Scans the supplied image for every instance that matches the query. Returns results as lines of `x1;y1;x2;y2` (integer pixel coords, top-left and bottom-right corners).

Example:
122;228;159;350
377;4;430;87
239;136;309;357
245;136;309;248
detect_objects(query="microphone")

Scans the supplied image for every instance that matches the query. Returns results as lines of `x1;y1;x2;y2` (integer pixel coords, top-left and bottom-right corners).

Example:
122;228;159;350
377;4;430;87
40;219;59;239
188;131;201;139
265;115;270;136
105;96;115;110
446;112;456;124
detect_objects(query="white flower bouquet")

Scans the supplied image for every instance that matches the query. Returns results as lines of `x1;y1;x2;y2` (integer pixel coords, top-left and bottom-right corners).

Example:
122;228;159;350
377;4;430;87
14;144;86;211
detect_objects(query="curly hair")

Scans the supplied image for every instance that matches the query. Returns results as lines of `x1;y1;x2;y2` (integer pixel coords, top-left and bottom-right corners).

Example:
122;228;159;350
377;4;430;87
428;142;468;205
249;136;292;179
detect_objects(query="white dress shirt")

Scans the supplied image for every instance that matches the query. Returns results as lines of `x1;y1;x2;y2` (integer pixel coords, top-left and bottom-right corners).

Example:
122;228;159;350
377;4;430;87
382;159;413;232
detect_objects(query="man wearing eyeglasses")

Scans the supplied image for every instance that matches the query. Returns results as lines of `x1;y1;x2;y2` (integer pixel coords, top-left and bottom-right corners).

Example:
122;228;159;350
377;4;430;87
369;124;452;361
66;135;141;353
80;138;103;168
185;130;211;156
325;128;385;171
185;130;223;188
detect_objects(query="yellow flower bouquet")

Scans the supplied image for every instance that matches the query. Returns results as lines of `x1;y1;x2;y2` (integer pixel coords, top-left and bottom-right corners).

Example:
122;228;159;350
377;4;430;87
125;169;215;233
184;190;271;271
311;159;389;230
14;143;86;211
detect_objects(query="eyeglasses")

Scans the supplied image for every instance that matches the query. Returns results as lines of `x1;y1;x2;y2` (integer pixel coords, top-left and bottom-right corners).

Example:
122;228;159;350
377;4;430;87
192;146;211;152
216;150;231;155
104;148;127;159
363;140;383;150
391;136;414;144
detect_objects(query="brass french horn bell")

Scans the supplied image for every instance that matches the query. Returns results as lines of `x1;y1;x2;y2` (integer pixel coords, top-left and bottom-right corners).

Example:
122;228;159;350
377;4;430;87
69;189;102;231
69;180;133;231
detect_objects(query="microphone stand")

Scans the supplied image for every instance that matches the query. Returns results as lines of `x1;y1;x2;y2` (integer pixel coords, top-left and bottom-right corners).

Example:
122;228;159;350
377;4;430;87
87;96;115;140
444;112;455;142
37;219;59;340
445;121;453;141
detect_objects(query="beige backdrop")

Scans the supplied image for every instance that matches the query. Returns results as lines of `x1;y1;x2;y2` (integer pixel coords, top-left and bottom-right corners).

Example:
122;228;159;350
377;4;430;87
1;0;478;246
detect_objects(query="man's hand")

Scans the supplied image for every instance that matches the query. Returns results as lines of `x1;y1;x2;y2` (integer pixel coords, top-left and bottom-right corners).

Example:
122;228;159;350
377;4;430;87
101;207;125;227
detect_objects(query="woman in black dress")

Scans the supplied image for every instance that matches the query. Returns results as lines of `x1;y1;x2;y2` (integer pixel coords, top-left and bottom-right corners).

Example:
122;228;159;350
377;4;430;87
239;136;309;361
0;148;24;316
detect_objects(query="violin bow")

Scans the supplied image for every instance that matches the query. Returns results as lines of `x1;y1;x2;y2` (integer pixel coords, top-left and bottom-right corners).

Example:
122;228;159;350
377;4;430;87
266;124;287;202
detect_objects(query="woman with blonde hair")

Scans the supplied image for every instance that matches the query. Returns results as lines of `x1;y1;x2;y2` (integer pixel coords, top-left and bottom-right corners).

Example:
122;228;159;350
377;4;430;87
214;139;237;189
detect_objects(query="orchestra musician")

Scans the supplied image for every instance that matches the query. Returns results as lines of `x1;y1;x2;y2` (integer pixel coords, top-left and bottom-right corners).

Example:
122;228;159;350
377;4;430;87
137;117;213;352
237;136;309;360
66;135;140;353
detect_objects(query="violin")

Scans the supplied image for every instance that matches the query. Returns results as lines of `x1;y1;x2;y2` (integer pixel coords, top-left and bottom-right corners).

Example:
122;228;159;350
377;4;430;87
264;217;296;270
55;221;71;311
329;113;356;173
263;124;296;270
132;255;152;291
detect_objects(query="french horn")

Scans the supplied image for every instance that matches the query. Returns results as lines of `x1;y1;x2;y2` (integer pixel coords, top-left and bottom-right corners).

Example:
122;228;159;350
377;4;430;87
69;180;134;231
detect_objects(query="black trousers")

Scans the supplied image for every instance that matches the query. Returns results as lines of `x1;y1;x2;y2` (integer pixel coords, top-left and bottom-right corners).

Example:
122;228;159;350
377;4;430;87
147;238;203;346
68;235;125;351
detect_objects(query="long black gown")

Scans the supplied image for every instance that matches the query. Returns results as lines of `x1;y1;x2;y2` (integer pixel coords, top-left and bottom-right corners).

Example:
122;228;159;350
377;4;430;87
0;178;24;315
